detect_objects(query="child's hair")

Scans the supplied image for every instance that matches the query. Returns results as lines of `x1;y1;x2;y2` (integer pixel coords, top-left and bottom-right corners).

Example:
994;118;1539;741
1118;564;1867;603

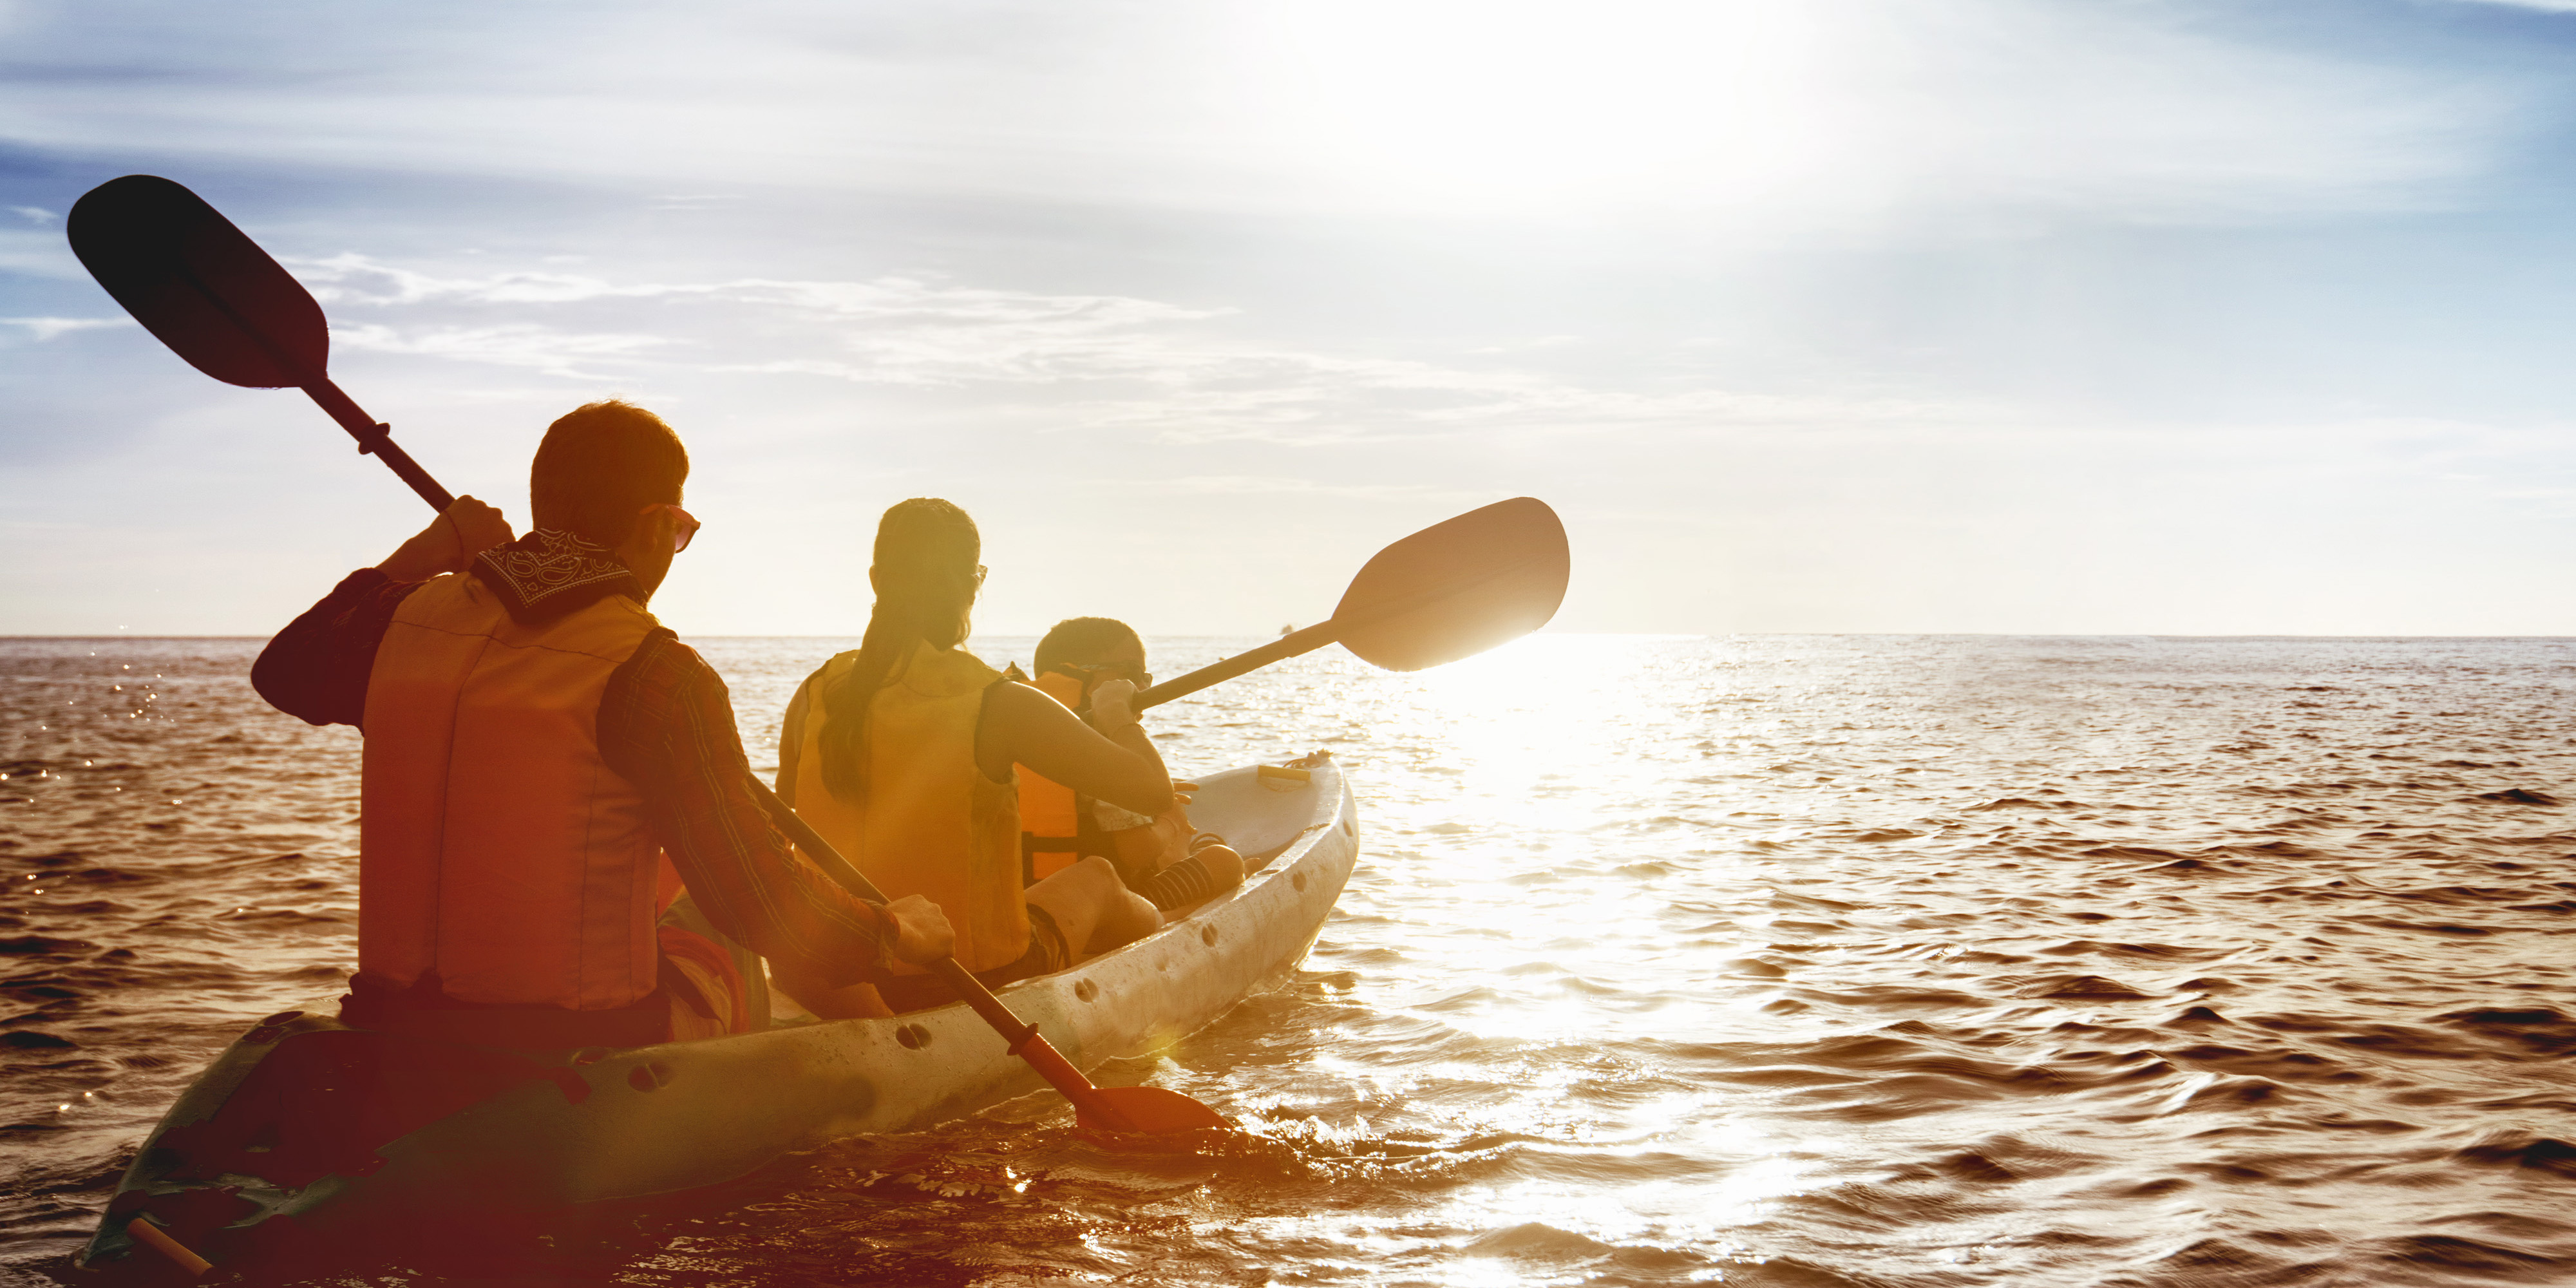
1036;616;1142;672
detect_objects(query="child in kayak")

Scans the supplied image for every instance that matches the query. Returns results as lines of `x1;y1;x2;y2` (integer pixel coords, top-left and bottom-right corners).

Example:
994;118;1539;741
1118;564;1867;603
253;401;954;1047
1017;616;1245;913
772;499;1171;1016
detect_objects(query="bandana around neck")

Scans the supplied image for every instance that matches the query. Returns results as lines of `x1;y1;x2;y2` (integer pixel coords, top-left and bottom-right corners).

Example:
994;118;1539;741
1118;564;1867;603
469;528;642;625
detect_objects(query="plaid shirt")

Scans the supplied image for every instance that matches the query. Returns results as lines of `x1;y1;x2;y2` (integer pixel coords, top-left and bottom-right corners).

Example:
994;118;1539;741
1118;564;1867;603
253;565;895;989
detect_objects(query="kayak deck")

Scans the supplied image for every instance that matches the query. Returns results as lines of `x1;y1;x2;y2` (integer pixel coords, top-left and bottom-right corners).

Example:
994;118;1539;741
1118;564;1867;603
79;755;1358;1271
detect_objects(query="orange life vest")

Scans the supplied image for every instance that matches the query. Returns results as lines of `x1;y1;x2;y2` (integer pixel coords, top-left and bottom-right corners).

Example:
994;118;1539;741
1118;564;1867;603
785;641;1027;974
1018;669;1087;884
357;572;663;1018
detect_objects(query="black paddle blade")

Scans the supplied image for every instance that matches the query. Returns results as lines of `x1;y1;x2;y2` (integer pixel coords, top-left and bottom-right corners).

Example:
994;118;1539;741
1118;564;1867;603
1334;497;1569;672
67;175;328;389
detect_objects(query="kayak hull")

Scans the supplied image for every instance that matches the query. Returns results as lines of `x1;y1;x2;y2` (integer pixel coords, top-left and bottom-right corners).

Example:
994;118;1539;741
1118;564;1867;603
80;756;1356;1271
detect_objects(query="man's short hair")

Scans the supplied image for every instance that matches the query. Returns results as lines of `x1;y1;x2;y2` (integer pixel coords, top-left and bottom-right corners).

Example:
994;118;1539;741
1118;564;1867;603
529;401;688;547
1036;616;1141;670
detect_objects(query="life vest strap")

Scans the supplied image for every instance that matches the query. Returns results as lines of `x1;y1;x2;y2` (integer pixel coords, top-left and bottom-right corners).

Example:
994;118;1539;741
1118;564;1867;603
1021;831;1081;887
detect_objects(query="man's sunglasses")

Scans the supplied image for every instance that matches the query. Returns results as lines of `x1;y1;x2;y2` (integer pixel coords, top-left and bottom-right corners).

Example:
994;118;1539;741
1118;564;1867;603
639;504;702;553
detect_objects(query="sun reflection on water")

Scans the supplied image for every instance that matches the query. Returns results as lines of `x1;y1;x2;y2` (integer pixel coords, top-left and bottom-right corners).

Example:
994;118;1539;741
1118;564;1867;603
1206;634;1851;1278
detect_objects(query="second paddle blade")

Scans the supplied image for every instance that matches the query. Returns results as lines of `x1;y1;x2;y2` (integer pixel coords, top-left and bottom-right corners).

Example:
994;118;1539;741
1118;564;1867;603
1076;1085;1232;1135
67;175;328;390
1334;497;1570;672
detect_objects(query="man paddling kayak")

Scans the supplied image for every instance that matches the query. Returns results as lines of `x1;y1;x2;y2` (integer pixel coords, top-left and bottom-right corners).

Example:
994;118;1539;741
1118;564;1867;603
251;400;954;1048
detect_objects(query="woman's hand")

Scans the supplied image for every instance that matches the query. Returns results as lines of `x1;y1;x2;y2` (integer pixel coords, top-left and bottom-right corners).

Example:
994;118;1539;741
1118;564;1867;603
378;496;513;582
883;893;955;965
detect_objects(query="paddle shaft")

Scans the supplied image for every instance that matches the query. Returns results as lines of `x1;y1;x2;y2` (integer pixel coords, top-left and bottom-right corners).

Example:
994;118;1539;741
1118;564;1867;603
124;1218;209;1279
744;777;1142;1130
1132;552;1553;711
153;247;454;512
304;378;453;511
1135;621;1339;711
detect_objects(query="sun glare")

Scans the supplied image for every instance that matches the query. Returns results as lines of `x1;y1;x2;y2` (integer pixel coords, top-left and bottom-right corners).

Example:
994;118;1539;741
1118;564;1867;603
1229;0;1846;216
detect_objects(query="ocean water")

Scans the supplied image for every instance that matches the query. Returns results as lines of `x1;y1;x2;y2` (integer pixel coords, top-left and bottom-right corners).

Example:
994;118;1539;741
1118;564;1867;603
5;633;2576;1287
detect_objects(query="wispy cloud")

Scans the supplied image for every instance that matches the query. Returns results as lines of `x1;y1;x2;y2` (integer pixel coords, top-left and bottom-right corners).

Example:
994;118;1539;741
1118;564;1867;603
0;1;2525;234
331;321;673;380
292;254;1983;444
1;316;133;341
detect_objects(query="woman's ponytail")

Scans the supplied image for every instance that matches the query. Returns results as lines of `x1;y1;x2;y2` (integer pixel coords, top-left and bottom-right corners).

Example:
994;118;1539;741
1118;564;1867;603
817;498;981;803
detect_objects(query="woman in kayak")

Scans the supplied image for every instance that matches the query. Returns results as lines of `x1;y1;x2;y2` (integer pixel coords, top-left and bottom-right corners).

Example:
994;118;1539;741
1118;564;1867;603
773;498;1173;1016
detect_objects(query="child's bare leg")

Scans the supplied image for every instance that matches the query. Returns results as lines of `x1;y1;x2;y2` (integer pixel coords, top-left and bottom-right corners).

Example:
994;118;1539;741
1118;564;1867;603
1028;855;1160;959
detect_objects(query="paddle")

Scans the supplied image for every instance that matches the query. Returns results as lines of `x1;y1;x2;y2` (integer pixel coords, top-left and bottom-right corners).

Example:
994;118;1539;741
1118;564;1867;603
66;175;453;509
1133;497;1571;710
68;173;1229;1137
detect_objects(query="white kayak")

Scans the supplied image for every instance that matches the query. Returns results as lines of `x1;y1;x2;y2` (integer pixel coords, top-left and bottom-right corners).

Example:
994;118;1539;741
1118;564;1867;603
80;754;1359;1273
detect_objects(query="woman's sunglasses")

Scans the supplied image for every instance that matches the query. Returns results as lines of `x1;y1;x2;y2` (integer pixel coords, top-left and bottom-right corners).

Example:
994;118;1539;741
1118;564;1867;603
638;504;702;553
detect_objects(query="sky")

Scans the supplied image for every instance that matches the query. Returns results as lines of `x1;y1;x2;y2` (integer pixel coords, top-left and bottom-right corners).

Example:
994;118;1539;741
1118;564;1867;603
4;0;2576;637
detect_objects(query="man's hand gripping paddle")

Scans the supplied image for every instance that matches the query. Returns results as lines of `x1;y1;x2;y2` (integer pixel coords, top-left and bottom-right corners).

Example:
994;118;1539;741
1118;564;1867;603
64;173;1229;1138
1135;497;1573;710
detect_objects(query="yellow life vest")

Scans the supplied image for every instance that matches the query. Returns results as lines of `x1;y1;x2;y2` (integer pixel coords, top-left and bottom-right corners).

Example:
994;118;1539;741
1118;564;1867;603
1018;669;1086;884
358;572;662;1015
786;641;1027;973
